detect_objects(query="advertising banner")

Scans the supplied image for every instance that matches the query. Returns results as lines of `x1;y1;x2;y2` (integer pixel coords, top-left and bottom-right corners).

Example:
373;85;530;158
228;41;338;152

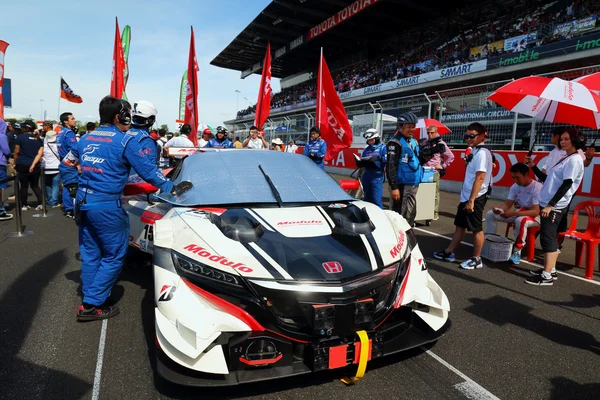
308;0;380;40
303;147;600;198
553;14;597;36
487;31;600;69
470;40;504;57
440;108;515;123
504;32;537;52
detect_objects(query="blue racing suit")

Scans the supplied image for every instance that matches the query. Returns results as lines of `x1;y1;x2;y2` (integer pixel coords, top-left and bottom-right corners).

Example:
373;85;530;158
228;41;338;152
205;137;233;148
360;142;387;208
304;138;327;169
70;125;174;307
56;126;79;212
127;126;159;166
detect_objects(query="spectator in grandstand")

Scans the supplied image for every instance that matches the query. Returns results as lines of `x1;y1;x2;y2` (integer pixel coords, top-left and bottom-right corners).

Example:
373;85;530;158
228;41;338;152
0;118;12;220
485;163;542;265
37;124;61;208
359;128;387;209
14;120;44;211
386;112;422;226
233;136;243;149
285;140;298;153
304;127;327;169
243;126;269;150
198;128;212;148
206;126;233;148
421;126;454;221
434;122;493;270
525;128;586;286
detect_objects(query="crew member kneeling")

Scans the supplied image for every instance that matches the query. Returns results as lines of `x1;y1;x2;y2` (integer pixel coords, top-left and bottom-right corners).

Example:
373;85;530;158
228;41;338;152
66;96;192;321
484;163;542;265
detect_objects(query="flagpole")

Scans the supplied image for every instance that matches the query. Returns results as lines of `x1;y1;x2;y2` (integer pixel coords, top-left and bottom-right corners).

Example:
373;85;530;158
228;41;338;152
57;77;61;120
318;47;323;127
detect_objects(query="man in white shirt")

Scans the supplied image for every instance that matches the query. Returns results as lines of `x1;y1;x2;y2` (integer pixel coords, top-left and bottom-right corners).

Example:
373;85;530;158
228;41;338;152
434;122;493;270
243;125;269;150
285;140;298;153
485;162;542;264
156;129;169;168
164;125;195;161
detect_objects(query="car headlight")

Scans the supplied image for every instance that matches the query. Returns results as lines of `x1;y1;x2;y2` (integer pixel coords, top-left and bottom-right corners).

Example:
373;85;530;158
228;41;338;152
172;251;241;287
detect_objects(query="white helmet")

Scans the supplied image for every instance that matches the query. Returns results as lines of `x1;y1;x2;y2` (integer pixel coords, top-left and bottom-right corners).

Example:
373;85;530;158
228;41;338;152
363;128;380;140
132;100;157;127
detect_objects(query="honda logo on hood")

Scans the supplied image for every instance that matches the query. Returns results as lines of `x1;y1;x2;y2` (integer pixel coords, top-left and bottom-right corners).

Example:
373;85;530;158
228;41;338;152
322;261;343;273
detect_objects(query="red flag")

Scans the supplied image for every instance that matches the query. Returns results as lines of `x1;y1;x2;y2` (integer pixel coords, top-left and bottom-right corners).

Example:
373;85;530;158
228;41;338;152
254;43;272;130
0;40;9;120
184;26;200;146
316;49;352;161
60;77;83;103
110;17;125;99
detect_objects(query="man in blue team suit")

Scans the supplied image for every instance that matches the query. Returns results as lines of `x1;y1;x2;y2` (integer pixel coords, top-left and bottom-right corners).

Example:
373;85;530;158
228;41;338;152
358;128;387;208
386;112;423;226
304;126;327;169
127;100;160;166
206;126;233;148
66;96;193;321
56;112;79;218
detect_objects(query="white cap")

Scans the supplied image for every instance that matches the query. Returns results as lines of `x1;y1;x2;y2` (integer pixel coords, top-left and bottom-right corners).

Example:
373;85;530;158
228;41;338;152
133;100;158;118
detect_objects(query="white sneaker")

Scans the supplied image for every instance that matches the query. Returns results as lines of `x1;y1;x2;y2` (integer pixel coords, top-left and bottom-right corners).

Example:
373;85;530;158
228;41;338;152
22;205;31;211
35;205;43;211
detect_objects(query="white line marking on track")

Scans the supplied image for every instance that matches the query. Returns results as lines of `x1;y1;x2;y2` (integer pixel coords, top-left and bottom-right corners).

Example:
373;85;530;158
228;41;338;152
92;319;108;400
414;227;600;286
424;349;501;400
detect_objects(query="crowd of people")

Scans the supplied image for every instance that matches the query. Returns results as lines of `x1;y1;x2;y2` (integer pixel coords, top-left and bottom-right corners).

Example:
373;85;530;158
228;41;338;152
237;0;600;119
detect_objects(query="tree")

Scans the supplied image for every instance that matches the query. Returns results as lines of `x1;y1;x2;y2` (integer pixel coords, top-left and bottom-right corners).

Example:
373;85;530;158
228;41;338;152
160;124;169;133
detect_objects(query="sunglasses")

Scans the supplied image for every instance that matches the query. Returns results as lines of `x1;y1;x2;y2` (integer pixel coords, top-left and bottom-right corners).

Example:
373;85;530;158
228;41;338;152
464;132;483;139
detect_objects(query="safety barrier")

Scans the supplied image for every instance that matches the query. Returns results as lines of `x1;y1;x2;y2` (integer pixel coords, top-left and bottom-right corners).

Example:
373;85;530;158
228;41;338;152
32;167;53;218
1;172;34;238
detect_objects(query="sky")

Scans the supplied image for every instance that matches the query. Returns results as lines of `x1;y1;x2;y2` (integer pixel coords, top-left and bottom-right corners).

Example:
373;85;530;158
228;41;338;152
1;0;278;131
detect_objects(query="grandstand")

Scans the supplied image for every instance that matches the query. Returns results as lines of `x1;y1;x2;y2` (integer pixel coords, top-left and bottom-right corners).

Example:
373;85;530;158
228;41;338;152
212;0;600;149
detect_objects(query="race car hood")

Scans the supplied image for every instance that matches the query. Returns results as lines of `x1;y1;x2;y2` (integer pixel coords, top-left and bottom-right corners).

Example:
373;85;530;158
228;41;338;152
165;201;407;283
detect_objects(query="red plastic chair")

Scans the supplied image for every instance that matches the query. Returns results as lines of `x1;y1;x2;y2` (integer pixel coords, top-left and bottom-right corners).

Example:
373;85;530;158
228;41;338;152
504;223;540;262
558;200;600;280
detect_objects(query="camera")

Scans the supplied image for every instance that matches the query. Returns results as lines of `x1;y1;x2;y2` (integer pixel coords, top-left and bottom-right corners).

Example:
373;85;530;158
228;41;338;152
419;137;445;158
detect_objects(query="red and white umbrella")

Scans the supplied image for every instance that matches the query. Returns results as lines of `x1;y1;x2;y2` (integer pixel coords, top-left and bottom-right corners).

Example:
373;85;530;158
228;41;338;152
487;76;600;129
573;71;600;94
414;118;451;140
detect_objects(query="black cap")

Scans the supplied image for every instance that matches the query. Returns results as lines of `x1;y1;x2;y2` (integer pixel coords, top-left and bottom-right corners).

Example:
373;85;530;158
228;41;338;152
21;120;37;131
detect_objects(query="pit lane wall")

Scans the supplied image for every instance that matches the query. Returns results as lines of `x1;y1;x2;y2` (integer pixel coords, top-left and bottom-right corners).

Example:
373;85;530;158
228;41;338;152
297;147;600;209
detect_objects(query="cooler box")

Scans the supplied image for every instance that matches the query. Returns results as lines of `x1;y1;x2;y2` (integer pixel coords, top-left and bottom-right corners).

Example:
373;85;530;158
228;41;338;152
421;167;435;183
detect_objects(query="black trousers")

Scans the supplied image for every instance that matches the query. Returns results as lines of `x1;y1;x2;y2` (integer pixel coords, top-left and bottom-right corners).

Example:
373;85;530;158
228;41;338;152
16;164;43;207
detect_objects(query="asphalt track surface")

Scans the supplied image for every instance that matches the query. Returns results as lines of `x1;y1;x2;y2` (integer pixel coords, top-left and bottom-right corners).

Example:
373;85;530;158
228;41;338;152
1;179;599;400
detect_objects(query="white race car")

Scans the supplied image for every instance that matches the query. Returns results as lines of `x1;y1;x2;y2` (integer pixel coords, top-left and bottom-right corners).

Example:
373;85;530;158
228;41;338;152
123;150;450;386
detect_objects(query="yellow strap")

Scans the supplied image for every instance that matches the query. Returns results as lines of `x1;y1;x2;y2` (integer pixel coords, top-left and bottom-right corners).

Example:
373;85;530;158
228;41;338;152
340;330;369;385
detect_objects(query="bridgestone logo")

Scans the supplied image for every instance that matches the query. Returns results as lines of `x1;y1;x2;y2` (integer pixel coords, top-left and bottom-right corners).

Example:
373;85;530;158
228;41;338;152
183;244;253;273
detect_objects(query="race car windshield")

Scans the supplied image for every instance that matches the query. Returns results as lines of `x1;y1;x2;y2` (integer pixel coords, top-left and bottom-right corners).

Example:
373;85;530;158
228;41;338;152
157;150;353;206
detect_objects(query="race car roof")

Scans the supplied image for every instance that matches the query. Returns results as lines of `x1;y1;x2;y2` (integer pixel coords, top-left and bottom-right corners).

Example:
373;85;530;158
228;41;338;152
158;150;353;206
210;0;479;79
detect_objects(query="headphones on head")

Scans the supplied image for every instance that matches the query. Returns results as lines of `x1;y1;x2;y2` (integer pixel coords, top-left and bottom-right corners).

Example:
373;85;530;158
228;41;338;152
117;100;132;126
